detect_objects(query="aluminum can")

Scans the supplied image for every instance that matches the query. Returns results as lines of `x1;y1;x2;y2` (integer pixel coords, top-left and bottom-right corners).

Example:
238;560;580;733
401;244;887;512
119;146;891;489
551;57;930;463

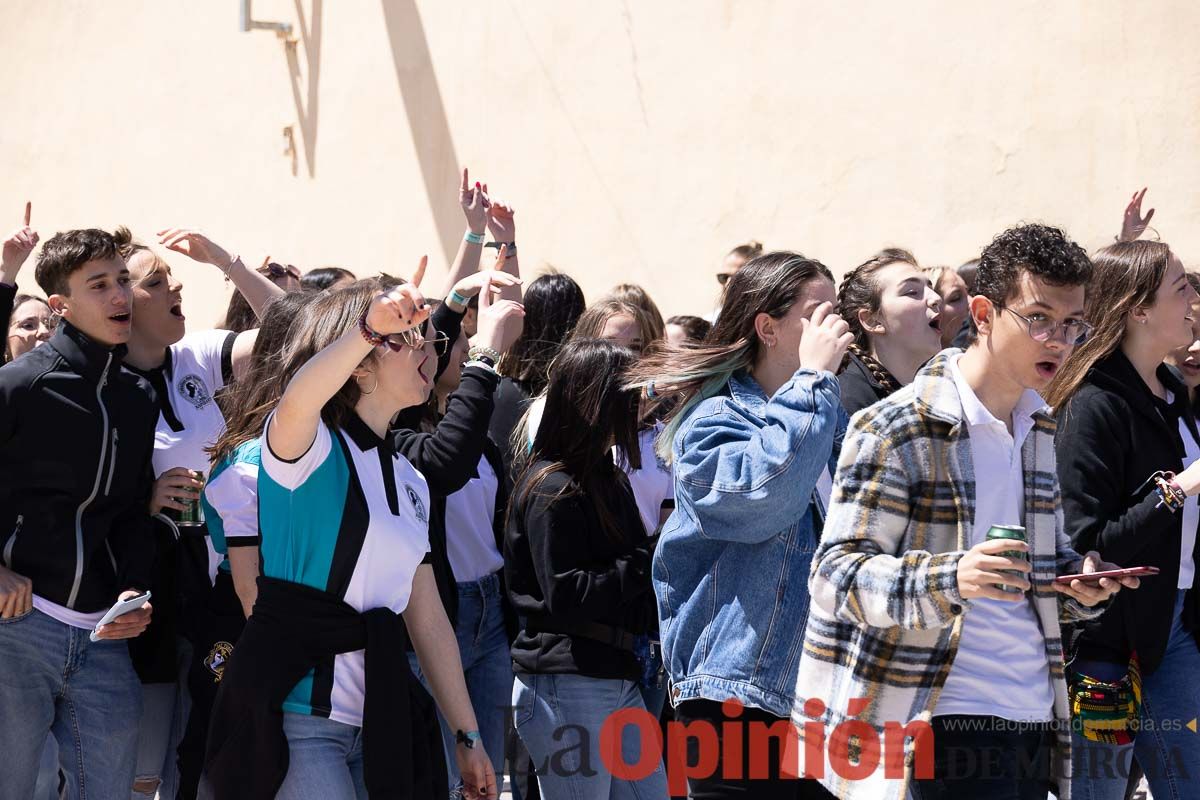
986;524;1027;594
170;470;205;527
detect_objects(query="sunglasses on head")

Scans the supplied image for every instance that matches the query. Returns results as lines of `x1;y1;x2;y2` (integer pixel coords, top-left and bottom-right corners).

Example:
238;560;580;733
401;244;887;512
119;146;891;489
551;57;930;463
258;260;302;281
378;325;450;357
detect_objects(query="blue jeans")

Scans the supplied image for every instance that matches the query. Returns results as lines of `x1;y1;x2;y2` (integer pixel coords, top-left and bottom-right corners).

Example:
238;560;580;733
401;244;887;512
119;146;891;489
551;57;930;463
0;608;142;800
276;712;367;800
513;672;668;800
1072;590;1200;800
408;572;512;792
132;637;192;799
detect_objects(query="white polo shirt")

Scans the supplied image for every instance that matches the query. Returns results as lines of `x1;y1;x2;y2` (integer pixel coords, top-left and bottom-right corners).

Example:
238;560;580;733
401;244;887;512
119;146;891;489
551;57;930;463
934;354;1056;722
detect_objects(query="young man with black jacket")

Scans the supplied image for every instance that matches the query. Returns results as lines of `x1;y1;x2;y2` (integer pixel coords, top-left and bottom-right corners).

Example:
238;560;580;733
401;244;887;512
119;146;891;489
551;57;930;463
0;228;157;799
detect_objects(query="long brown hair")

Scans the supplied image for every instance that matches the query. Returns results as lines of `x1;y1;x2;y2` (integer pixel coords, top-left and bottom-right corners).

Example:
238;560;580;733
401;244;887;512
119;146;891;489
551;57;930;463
208;291;319;464
626;250;835;461
514;338;642;544
208;280;381;465
1044;240;1174;410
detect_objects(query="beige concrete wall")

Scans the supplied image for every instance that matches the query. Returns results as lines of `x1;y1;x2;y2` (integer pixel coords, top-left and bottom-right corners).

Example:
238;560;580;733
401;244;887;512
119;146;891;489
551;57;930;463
1;0;1197;323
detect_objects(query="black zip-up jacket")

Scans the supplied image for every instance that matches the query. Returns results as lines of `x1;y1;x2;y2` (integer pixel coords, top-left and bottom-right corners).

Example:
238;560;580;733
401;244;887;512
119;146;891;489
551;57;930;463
1056;350;1200;674
391;364;516;640
0;320;157;611
505;460;656;680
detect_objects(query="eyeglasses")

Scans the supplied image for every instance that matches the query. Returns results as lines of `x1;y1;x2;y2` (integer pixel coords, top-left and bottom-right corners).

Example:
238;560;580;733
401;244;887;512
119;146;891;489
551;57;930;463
14;316;57;333
258;260;302;281
379;326;450;357
1002;307;1093;345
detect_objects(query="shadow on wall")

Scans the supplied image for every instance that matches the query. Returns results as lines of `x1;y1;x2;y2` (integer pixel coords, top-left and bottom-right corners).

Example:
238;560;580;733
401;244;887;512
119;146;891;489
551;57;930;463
379;0;463;267
285;0;323;178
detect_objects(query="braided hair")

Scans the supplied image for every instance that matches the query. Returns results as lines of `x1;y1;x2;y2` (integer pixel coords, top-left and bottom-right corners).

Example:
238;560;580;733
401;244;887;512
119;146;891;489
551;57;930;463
846;341;900;393
837;248;920;383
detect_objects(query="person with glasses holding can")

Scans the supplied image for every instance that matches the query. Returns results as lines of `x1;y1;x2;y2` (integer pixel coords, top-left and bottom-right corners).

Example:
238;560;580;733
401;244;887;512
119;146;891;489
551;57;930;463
797;224;1135;800
1047;232;1200;800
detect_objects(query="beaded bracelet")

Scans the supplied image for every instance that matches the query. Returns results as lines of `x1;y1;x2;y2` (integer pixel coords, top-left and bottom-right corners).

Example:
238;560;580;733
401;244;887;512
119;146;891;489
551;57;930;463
358;310;385;347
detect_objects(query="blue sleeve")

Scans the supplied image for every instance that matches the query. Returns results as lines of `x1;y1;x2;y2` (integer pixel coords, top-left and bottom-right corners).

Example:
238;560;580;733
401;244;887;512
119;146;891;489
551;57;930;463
673;369;842;544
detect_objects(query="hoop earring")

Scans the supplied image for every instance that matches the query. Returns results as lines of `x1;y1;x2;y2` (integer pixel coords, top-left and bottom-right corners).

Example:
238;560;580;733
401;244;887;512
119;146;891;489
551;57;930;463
357;373;378;395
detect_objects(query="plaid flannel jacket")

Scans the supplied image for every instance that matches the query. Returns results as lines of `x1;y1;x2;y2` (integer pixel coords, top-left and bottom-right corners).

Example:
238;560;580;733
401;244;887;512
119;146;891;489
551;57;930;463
793;352;1105;800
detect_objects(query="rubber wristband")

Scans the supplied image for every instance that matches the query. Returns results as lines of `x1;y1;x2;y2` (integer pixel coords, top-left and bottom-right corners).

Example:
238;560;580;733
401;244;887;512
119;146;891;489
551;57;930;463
448;289;470;308
464;231;485;245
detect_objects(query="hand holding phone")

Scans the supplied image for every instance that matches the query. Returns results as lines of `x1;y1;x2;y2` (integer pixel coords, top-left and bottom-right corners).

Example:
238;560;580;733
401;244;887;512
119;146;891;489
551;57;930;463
90;590;152;642
1053;566;1158;585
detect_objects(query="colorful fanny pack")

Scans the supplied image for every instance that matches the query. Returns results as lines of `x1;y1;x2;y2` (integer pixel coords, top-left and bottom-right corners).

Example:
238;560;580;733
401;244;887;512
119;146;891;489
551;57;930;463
1067;656;1142;744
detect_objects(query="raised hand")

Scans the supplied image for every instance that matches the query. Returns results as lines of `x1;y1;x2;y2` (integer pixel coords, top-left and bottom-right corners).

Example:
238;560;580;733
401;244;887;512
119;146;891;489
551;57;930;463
473;263;526;354
451;269;521;302
1;202;40;279
1118;188;1155;243
485;193;516;243
157;228;234;270
459;168;487;235
797;302;853;374
366;256;430;335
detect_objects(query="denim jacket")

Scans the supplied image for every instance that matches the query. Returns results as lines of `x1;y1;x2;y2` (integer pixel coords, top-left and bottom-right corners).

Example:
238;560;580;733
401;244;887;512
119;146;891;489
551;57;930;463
655;368;846;718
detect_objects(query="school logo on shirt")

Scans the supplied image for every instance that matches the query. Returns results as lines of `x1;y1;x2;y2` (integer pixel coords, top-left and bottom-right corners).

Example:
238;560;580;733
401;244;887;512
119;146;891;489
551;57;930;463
177;373;213;409
204;641;234;683
405;484;427;523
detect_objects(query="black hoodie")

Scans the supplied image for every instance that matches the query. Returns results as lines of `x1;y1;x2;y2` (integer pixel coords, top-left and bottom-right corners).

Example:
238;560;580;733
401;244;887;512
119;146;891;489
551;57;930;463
1055;349;1200;673
0;320;157;611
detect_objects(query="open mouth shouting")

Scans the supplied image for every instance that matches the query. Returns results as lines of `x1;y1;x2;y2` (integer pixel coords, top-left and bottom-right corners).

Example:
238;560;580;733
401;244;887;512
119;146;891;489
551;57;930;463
928;312;942;335
169;301;185;321
109;311;132;326
1035;358;1061;380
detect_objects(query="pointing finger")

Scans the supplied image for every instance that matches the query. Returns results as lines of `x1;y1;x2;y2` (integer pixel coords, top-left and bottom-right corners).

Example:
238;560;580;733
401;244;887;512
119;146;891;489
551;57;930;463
23;202;30;227
410;255;428;288
479;275;494;311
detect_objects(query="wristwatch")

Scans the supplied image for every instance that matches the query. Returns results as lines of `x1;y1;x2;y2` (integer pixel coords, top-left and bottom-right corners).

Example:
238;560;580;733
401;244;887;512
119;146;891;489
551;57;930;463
484;241;517;257
467;345;500;368
456;729;481;749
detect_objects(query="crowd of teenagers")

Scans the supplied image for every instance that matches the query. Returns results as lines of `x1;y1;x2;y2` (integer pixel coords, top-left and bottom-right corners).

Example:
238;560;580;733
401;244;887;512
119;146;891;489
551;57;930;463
0;179;1196;800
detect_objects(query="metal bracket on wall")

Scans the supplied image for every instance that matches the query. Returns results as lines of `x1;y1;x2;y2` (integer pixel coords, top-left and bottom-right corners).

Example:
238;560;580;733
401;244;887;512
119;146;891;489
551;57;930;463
240;0;296;47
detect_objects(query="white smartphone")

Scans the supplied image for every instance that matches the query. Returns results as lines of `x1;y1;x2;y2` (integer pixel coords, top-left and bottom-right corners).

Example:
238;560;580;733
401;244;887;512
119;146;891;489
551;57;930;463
89;591;151;643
